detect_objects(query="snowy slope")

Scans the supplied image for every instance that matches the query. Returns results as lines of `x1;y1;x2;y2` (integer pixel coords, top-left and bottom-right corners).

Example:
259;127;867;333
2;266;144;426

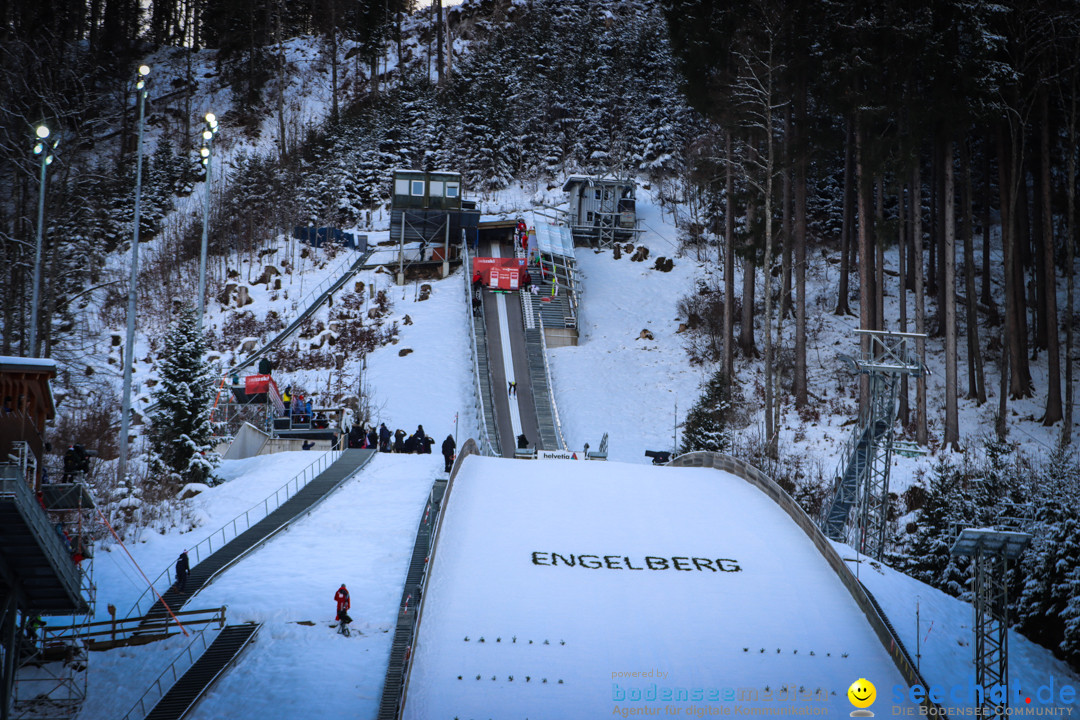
402;456;918;718
80;453;439;719
72;228;1080;720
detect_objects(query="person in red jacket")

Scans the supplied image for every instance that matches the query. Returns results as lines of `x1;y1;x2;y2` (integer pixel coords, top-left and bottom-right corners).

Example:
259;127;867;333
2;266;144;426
335;583;350;622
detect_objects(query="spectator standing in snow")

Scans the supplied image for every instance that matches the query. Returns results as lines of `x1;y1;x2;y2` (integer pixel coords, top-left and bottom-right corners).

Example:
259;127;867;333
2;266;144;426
334;584;351;626
367;427;378;449
379;423;391;452
175;551;190;592
394;428;407;453
412;425;433;454
441;435;456;472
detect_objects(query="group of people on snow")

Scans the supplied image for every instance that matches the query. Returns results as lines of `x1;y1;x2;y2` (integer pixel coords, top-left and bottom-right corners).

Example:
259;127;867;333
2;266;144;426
345;422;456;469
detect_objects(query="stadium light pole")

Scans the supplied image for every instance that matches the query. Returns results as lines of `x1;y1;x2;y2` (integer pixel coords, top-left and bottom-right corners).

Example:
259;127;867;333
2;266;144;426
118;64;151;486
197;112;219;331
28;124;57;357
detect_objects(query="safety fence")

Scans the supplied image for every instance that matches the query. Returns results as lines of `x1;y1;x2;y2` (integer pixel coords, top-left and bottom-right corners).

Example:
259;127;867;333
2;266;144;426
461;239;498;457
118;620;221;720
41;607;226;653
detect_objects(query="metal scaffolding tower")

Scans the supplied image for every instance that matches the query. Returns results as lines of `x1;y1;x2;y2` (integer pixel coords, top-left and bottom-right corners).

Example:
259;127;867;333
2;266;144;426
820;330;924;559
950;529;1031;716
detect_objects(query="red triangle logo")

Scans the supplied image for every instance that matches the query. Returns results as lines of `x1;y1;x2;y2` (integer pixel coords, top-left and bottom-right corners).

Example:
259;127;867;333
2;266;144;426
571;453;578;459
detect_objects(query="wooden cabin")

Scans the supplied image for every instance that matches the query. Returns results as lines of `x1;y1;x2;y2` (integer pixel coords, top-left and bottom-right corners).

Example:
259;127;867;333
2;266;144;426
392;170;465;212
389;170;481;282
0;356;57;490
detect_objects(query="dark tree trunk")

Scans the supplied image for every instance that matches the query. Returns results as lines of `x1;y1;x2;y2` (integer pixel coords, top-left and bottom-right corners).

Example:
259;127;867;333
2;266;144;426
436;0;444;85
875;177;885;331
1065;74;1077;442
898;180;910;425
944;140;959;449
912;162;928;446
856;119;873;406
1040;89;1062;425
998;124;1033;400
927;148;938;304
933;138;946;336
1031;139;1048;353
781;102;793;319
739;196;758;358
981;129;999;323
960;139;985;404
724;132;735;383
793;81;808;408
836;118;854;316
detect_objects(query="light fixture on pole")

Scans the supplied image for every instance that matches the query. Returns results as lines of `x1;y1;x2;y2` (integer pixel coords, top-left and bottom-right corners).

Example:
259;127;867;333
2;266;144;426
197;112;218;330
28;124;57;357
117;64;150;485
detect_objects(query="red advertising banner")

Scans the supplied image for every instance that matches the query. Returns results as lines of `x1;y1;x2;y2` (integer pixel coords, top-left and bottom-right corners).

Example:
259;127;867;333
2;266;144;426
472;257;526;289
244;374;277;394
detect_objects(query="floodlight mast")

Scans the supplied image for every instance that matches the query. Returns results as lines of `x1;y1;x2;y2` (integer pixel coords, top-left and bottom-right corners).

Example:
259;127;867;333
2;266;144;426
197;112;219;330
28;124;55;357
118;64;151;485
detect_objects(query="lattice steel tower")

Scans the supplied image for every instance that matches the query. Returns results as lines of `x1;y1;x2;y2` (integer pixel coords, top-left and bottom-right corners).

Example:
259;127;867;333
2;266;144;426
950;529;1031;716
820;330;924;560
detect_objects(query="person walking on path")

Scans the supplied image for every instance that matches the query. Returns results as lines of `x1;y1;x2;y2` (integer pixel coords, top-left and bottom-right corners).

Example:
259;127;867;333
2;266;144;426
175;551;190;592
379;423;391;452
334;584;352;635
508;380;517;396
441;434;456;473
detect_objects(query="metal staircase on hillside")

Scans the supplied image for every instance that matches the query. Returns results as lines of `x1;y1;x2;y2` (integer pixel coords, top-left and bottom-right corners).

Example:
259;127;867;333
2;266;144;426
140;623;260;720
820;331;924;560
377;478;448;720
520;293;566;452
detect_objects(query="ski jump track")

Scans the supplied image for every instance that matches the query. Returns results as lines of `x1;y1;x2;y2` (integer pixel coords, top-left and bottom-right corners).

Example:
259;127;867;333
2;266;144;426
387;448;941;718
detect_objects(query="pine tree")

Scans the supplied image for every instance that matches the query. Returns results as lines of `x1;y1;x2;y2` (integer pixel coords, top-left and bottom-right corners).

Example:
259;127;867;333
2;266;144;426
1060;564;1080;665
679;368;735;454
898;456;970;597
147;306;221;489
1015;446;1080;654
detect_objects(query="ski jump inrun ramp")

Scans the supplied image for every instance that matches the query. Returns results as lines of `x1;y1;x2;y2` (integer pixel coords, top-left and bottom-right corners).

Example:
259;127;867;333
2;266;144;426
400;452;928;718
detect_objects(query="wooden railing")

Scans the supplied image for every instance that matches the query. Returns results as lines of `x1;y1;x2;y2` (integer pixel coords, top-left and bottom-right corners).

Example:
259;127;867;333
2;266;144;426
39;606;227;654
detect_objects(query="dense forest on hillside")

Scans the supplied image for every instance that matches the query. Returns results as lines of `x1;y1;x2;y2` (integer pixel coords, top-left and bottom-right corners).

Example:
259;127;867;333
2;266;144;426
3;0;1080;668
661;0;1080;668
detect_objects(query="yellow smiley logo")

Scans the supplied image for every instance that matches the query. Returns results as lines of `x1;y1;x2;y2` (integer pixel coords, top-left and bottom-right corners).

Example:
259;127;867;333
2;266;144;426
848;678;876;710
